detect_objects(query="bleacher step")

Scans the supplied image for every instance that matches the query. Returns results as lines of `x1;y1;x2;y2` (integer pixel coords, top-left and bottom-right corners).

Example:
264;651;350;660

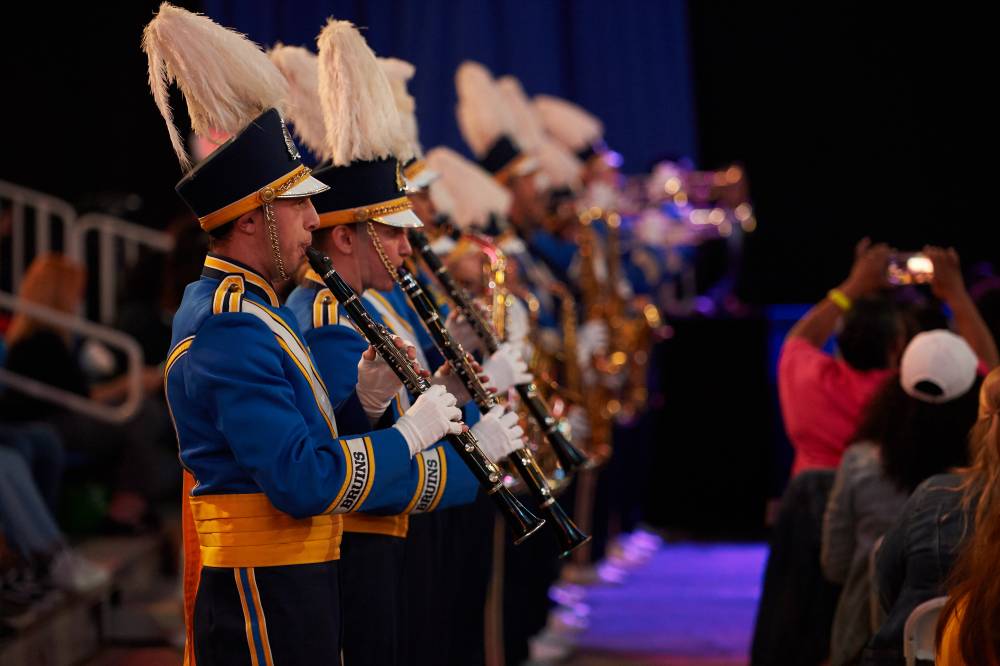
0;534;173;666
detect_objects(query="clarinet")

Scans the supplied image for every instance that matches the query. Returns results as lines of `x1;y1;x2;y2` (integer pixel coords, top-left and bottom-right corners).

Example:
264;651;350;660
408;230;590;475
397;267;590;558
305;247;544;544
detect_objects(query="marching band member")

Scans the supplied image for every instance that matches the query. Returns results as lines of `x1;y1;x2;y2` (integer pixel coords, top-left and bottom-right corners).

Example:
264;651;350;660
146;7;466;664
273;24;525;666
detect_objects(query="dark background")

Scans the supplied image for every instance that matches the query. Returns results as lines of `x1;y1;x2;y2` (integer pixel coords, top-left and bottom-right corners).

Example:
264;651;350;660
1;1;993;534
1;1;993;303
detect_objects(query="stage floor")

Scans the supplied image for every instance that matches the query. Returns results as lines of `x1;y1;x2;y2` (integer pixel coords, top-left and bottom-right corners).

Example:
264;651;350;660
566;542;768;666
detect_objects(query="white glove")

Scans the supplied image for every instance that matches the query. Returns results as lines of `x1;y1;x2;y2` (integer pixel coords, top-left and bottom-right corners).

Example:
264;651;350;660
471;406;524;461
577;319;610;365
483;343;533;392
445;309;483;355
393;385;464;457
356;337;417;420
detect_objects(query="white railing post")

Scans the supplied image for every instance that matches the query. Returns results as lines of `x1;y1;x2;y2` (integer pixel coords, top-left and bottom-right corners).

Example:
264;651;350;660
73;213;175;325
0;291;146;424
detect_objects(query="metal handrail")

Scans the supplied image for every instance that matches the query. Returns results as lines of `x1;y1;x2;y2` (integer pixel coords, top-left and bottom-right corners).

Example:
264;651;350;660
0;180;77;294
0;291;145;424
72;213;175;324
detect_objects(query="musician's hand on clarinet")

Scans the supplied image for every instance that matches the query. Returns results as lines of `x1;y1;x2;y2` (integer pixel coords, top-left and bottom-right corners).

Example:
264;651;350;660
393;385;467;457
430;353;489;404
471;406;525;462
356;336;426;420
483;342;534;393
445;309;483;354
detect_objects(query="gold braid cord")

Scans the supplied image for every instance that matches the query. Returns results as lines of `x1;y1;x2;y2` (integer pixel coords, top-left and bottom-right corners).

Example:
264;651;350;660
264;202;288;281
259;168;313;282
366;221;402;286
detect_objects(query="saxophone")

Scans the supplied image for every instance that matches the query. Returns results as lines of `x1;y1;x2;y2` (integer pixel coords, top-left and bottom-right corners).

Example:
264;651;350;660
462;234;585;492
575;211;618;458
602;211;661;420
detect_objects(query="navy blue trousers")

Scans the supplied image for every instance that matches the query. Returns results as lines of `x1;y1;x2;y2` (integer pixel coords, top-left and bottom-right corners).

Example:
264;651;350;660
193;561;340;666
339;531;405;666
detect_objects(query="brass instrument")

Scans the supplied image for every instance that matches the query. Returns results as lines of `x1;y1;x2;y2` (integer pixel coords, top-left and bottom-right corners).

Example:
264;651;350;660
575;212;619;455
578;208;663;426
602;211;663;420
441;233;587;490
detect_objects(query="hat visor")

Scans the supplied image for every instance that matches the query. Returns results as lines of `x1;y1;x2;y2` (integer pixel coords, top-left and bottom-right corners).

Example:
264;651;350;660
373;208;424;229
429;235;457;256
405;168;440;192
276;174;330;199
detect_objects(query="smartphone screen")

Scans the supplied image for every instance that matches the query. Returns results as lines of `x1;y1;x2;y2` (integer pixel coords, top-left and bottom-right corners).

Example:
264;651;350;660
888;253;934;285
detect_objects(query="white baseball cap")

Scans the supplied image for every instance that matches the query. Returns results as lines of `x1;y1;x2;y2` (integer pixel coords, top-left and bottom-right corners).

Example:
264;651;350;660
900;330;978;403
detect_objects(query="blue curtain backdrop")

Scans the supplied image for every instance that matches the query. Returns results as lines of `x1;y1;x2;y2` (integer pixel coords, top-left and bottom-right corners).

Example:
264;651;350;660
203;0;698;172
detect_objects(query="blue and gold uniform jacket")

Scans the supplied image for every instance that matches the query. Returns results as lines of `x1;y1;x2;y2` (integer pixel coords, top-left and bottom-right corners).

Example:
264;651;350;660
165;255;444;568
285;270;479;539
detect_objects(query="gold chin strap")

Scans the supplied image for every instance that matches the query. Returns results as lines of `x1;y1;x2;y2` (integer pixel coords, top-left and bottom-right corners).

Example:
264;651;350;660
257;167;313;282
263;202;289;282
366;220;402;286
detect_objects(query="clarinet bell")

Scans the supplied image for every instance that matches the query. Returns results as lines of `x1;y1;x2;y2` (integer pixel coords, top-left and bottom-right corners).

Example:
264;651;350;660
550;428;591;475
490;486;546;545
541;498;591;559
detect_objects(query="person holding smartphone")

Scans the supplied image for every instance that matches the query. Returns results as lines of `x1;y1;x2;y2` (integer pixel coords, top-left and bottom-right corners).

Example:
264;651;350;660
779;240;998;478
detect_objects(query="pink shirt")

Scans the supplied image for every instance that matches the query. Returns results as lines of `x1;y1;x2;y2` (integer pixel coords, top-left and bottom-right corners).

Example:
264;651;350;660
778;337;893;476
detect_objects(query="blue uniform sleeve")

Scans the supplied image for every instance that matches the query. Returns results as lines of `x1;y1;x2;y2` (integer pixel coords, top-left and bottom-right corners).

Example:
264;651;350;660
304;323;368;408
305;313;480;514
186;313;423;518
529;229;577;280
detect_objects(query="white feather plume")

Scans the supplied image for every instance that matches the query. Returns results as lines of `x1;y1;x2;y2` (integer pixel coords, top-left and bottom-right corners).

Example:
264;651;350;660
533;94;604;153
268;44;326;156
428;179;456;216
379;57;421;159
496;76;545;152
317;19;409;165
141;3;288;171
454;61;516;157
535;140;583;191
380;58;416;113
426;147;512;230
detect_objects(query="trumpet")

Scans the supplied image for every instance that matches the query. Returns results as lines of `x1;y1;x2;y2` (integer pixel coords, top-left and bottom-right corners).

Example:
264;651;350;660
305;247;545;545
396;267;590;558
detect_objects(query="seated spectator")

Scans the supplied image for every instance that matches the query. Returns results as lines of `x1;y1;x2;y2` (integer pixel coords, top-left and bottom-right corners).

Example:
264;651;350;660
936;368;1000;665
0;423;64;512
0;447;108;598
779;243;998;478
861;338;989;664
824;329;984;666
0;254;175;532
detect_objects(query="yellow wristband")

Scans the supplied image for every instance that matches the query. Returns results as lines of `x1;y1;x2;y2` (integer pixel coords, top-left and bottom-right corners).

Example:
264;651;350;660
828;288;852;312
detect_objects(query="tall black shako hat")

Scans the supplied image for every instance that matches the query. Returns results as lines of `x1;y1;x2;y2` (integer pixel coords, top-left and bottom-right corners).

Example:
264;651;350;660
269;22;421;230
455;61;537;185
142;3;327;232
